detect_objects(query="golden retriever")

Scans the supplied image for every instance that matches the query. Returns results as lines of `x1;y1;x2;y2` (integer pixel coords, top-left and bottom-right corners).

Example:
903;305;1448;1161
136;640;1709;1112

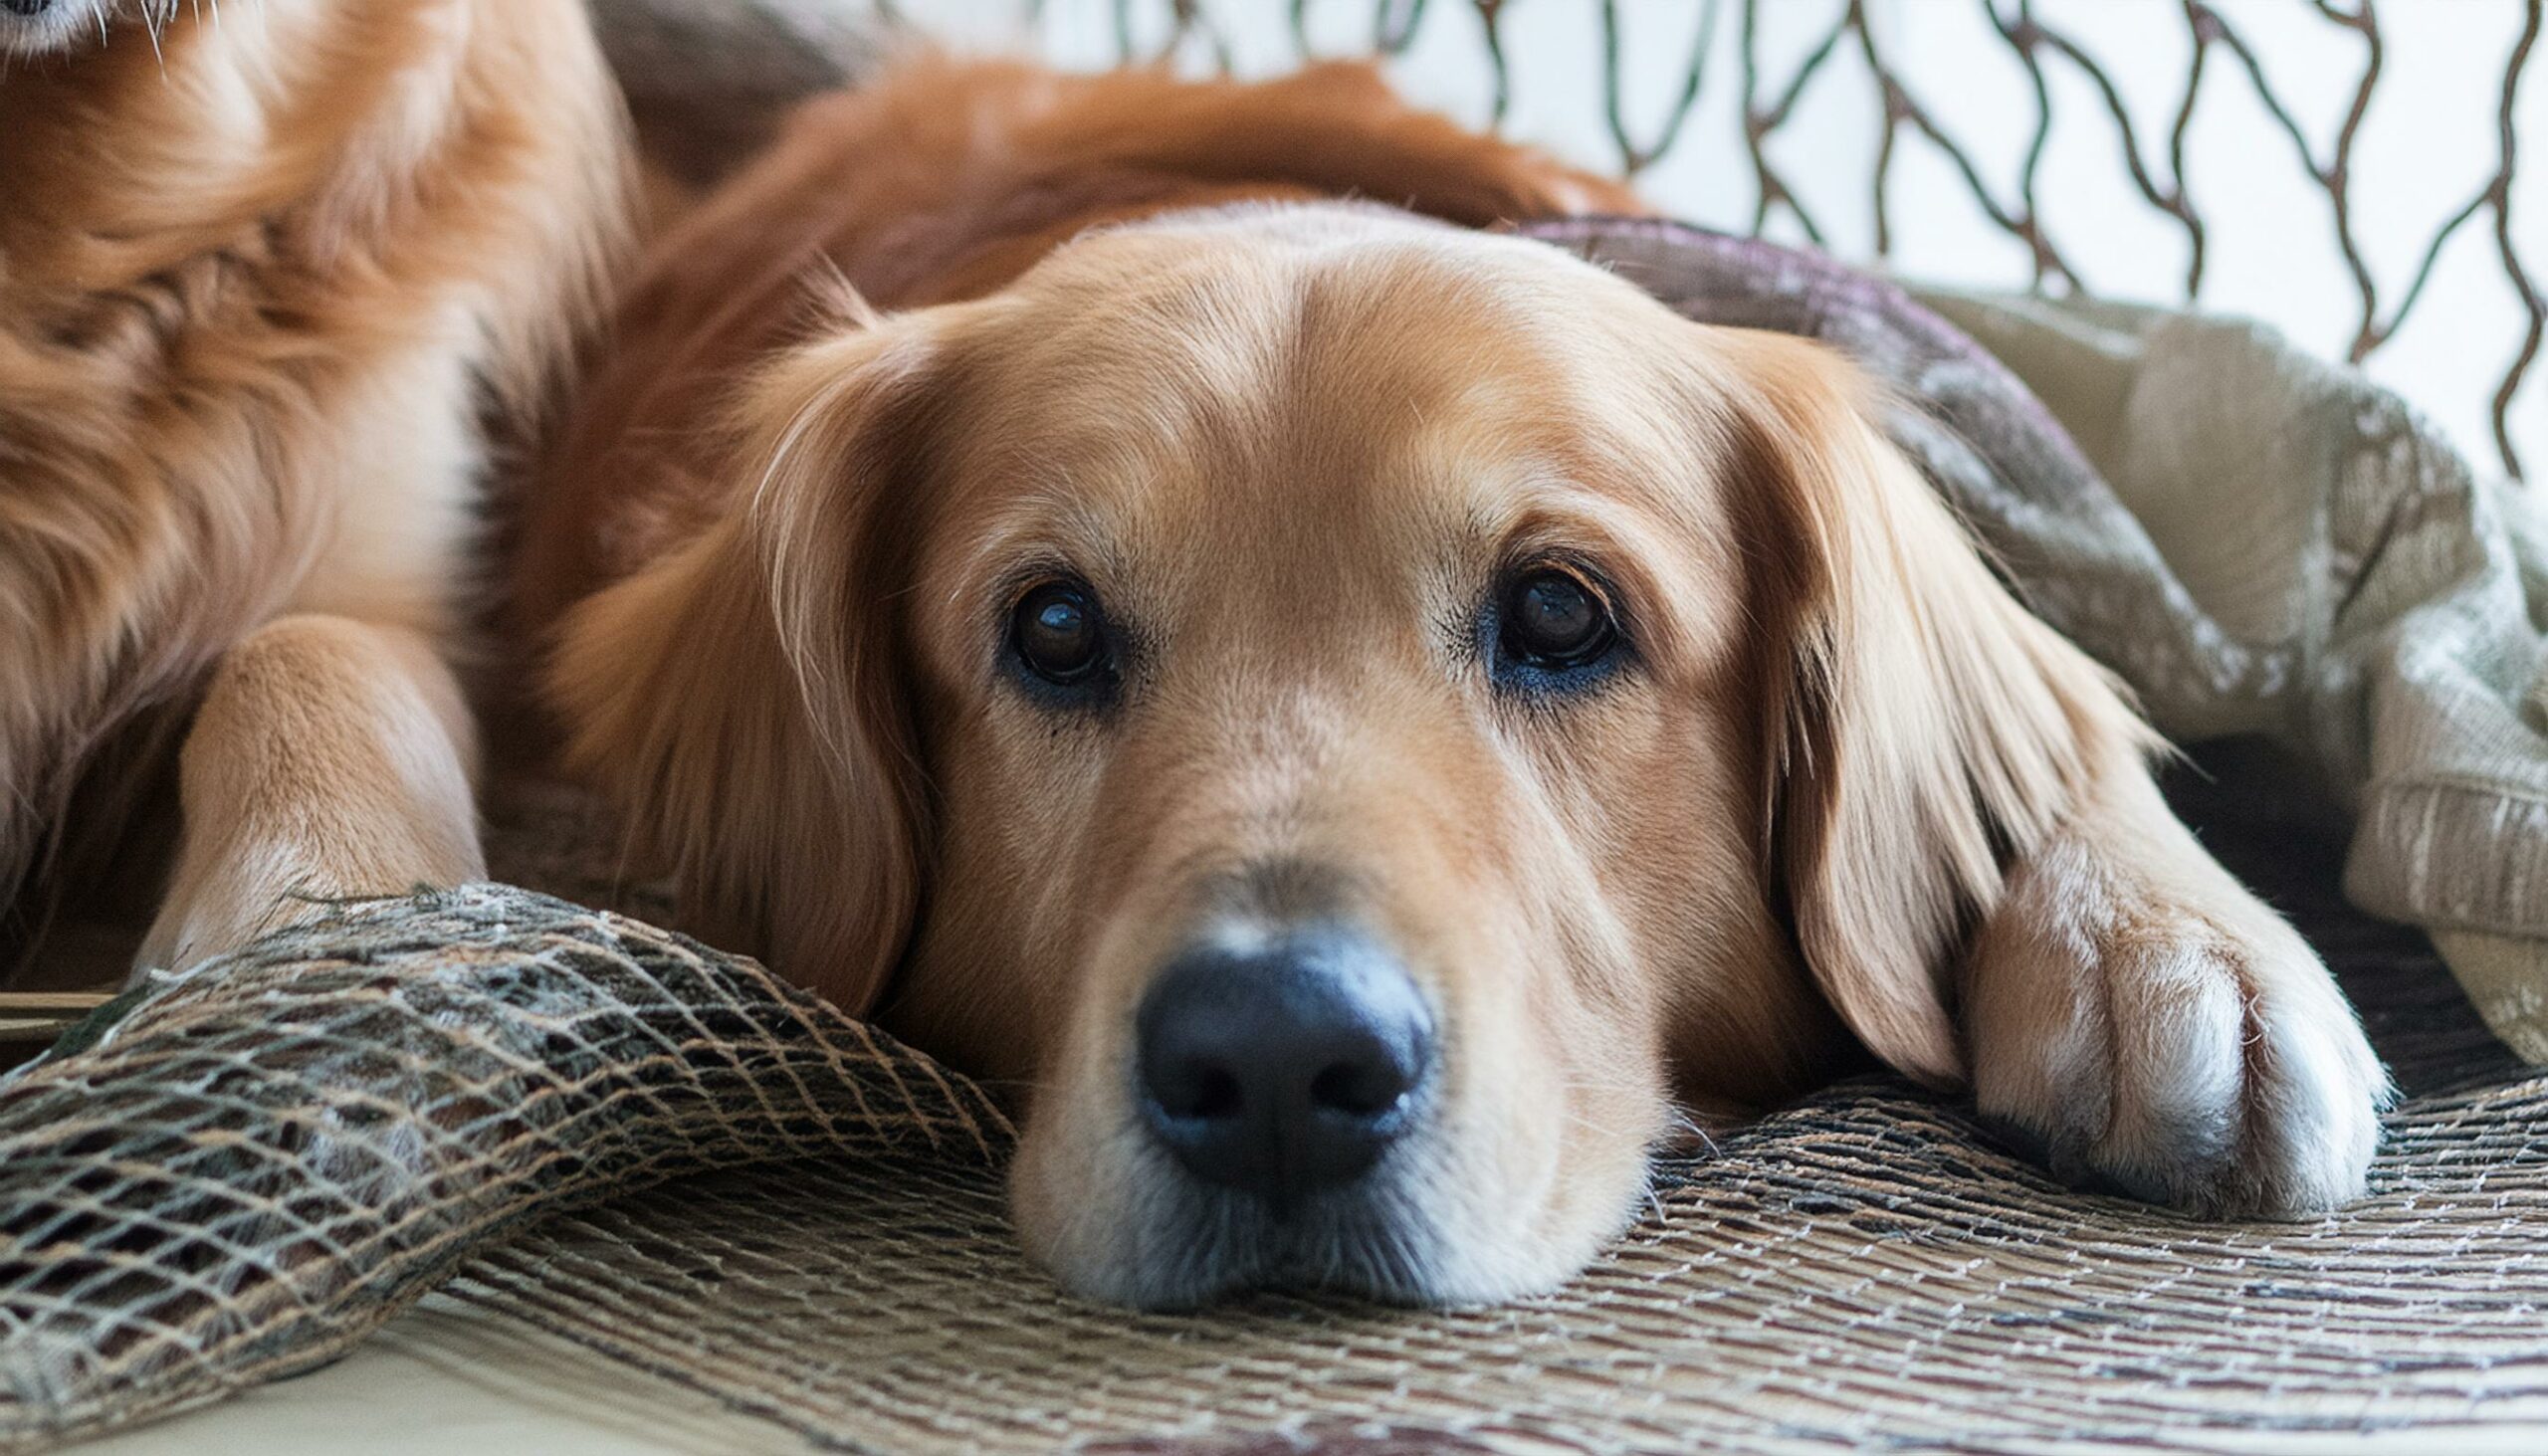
0;0;626;971
531;59;2389;1309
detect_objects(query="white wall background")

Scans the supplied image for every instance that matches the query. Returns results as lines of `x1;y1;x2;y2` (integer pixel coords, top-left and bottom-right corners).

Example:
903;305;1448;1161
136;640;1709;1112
910;0;2543;482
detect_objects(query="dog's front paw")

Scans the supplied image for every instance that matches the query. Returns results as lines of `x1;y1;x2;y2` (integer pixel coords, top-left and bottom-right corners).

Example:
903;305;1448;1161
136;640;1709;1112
133;837;472;983
132;856;343;982
1965;837;2390;1217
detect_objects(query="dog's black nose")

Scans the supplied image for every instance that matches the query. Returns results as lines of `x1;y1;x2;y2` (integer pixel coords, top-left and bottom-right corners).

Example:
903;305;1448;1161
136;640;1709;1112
1136;926;1433;1206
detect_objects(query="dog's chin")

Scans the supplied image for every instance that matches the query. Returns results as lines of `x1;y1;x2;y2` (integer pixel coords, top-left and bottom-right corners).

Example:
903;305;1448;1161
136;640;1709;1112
1011;1140;1624;1312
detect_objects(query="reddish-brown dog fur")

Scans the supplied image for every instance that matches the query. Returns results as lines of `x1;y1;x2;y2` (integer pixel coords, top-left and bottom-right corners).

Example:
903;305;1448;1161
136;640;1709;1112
534;59;2387;1307
515;59;1641;629
0;0;628;968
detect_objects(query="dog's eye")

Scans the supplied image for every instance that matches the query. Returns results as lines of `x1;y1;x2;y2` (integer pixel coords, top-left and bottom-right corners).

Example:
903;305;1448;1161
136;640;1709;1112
1497;566;1617;673
1010;580;1112;689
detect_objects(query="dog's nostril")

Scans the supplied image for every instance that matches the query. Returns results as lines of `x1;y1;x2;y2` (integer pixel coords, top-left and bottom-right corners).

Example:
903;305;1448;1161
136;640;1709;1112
1153;1059;1245;1122
1135;925;1434;1205
1191;1065;1242;1119
1309;1057;1408;1119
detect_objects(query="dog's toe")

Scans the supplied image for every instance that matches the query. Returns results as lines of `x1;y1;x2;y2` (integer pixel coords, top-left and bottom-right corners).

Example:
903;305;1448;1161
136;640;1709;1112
1968;852;2388;1219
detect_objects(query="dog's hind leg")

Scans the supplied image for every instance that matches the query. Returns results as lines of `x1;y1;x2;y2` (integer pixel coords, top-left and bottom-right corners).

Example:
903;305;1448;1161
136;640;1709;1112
135;614;484;976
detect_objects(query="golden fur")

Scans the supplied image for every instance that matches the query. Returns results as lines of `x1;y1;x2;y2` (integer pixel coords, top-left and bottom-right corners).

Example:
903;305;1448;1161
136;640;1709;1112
536;60;2387;1308
0;0;628;967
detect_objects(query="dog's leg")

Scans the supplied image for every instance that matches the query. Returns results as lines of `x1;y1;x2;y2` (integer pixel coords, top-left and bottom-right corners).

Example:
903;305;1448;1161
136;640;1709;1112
135;614;484;975
1962;743;2391;1216
1730;334;2391;1217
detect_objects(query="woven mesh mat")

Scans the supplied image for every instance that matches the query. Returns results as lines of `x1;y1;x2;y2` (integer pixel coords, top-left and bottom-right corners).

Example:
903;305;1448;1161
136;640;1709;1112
4;745;2542;1452
0;875;1008;1449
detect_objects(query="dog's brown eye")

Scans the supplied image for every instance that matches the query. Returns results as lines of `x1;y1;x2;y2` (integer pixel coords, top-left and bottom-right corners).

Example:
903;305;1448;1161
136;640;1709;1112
1010;581;1110;688
1500;567;1616;670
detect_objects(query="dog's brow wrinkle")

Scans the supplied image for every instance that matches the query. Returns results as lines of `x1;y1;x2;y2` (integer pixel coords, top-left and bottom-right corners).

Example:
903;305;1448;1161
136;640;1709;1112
1221;856;1355;921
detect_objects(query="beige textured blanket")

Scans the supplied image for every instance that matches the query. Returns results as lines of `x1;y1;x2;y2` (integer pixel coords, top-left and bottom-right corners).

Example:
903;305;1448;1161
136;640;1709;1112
1926;290;2548;1061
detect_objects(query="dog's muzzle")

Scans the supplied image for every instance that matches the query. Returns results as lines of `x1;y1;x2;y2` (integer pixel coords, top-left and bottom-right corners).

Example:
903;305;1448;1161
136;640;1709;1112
1135;924;1434;1212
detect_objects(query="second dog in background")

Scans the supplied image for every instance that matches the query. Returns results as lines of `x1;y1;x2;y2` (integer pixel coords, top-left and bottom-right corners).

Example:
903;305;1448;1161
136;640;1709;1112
0;0;628;974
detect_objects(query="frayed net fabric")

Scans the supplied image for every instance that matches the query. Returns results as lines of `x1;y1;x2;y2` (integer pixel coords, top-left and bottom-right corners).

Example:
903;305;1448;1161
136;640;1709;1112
1;222;2544;1450
1;769;2543;1450
0;886;1010;1447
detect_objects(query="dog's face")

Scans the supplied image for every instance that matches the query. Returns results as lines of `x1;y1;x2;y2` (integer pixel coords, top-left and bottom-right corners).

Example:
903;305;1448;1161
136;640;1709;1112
560;204;2103;1306
891;211;1854;1306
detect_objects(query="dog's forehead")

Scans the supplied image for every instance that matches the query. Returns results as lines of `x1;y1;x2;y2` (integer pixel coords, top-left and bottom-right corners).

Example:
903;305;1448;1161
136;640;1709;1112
936;209;1706;558
1014;203;1657;377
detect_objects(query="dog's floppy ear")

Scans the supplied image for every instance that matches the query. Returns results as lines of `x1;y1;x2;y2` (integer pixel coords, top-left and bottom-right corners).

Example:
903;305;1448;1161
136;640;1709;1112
550;317;945;1016
1719;332;2154;1091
